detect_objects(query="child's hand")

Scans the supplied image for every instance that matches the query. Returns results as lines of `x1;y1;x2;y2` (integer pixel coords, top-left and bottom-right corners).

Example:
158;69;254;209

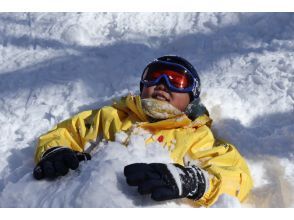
124;163;207;201
33;147;91;180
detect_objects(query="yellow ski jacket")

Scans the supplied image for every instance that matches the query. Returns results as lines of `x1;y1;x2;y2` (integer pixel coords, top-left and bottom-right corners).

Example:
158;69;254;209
35;94;253;207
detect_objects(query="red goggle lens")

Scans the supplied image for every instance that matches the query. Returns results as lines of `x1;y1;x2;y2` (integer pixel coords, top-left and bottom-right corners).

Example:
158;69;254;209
145;69;190;88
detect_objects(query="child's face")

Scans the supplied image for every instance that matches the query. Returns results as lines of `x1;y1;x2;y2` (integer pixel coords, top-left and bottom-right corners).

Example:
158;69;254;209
141;83;190;112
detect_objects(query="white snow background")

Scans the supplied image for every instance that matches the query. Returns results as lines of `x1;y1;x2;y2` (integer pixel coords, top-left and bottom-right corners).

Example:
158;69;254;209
0;12;293;208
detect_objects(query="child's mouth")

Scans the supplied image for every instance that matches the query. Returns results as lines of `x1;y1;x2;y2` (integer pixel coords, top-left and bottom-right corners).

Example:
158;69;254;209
152;93;170;102
155;95;167;101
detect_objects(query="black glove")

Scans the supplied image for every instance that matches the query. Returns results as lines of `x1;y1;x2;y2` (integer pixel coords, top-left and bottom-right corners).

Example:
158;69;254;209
33;147;91;180
124;163;207;201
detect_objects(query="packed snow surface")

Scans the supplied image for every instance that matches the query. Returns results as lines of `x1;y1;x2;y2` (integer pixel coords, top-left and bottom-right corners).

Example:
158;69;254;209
0;13;293;207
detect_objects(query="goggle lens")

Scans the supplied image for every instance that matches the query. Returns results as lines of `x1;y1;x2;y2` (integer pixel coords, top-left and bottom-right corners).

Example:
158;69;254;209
145;70;190;89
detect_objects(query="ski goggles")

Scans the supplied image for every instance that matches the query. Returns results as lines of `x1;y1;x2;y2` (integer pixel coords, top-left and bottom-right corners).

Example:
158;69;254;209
141;61;197;93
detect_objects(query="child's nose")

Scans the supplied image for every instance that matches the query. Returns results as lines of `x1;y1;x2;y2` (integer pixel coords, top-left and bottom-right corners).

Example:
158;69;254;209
155;83;169;92
155;77;169;90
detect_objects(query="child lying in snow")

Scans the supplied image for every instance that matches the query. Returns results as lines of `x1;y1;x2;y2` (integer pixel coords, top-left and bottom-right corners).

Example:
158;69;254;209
33;55;253;207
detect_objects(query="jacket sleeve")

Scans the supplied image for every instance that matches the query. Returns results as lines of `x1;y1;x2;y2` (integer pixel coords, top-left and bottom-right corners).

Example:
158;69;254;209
34;106;128;164
188;130;254;207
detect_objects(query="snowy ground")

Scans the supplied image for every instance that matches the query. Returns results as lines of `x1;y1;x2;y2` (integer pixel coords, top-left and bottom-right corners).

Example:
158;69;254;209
0;12;293;208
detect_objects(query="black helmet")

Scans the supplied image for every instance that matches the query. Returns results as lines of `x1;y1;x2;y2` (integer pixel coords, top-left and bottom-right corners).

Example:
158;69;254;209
140;55;201;101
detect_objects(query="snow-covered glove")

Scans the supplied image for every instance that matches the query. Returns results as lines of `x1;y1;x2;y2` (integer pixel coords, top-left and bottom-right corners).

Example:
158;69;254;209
33;147;91;180
124;163;207;201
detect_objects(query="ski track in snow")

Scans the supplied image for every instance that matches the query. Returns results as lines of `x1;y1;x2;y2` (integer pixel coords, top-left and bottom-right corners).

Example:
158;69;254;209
0;12;293;208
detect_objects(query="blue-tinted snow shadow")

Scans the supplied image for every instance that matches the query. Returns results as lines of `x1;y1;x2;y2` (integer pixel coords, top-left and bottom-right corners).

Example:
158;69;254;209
0;142;36;194
212;110;294;159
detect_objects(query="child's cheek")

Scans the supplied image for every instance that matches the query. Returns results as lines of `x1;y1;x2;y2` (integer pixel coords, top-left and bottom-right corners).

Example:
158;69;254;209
170;93;190;111
141;86;155;99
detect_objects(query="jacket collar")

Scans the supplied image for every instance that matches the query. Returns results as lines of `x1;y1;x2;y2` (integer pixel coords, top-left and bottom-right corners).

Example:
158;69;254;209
112;94;212;129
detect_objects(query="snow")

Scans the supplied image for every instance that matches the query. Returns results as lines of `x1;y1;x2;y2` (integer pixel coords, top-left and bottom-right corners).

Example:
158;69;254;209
0;12;293;208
